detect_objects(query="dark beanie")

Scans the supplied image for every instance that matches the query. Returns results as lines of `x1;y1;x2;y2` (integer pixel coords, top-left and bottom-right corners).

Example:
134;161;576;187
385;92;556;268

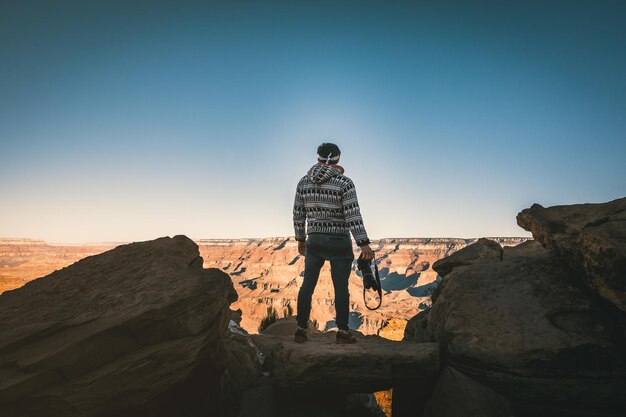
317;143;341;164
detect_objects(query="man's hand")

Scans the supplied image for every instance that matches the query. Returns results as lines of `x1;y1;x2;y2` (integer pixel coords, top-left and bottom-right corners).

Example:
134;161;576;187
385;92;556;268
359;244;374;261
298;241;306;256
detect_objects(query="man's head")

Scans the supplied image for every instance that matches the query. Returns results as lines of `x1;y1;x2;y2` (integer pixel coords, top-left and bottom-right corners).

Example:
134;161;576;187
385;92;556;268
317;142;341;165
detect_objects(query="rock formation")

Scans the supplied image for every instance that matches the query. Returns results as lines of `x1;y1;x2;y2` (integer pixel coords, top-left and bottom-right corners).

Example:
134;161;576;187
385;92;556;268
252;332;438;394
3;198;623;416
0;235;260;417
0;239;117;294
199;237;527;335
517;197;626;312
249;330;437;417
405;198;626;417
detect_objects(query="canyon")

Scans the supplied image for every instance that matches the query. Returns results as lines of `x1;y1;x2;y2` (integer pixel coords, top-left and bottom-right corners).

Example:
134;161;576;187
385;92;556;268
0;197;624;416
0;236;527;336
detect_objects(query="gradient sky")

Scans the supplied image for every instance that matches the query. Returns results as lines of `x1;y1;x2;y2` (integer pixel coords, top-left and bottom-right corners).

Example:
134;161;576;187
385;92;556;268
1;0;625;243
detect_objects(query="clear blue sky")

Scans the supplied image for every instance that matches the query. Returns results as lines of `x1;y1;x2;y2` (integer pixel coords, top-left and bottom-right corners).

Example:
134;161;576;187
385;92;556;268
1;1;625;243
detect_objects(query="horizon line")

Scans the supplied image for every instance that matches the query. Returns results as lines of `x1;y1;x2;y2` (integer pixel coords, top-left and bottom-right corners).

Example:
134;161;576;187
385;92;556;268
0;235;532;246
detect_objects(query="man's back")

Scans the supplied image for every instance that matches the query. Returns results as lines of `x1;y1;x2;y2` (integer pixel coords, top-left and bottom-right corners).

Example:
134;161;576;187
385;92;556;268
293;163;370;246
292;142;374;345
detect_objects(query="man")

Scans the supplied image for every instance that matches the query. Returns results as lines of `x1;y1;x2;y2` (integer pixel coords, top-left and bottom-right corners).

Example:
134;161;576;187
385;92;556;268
292;142;375;344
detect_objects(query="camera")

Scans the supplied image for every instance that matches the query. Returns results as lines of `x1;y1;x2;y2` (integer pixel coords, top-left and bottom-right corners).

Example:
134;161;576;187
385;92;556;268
357;254;380;291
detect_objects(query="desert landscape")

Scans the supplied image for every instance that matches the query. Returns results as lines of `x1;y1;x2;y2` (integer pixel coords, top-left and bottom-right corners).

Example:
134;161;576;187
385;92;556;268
0;198;624;417
0;236;527;337
3;2;624;415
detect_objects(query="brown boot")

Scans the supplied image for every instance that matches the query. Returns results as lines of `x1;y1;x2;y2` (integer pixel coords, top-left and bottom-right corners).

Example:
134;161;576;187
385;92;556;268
336;329;357;344
294;327;308;343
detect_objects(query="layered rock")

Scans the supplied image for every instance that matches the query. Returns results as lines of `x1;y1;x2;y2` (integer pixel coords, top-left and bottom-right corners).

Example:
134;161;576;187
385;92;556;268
413;212;626;416
0;239;117;294
517;197;626;312
0;235;259;417
252;332;438;394
199;237;527;335
0;237;528;336
377;317;408;341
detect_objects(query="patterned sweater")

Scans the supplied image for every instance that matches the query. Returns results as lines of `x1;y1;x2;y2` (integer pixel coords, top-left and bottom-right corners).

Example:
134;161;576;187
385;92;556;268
293;164;370;246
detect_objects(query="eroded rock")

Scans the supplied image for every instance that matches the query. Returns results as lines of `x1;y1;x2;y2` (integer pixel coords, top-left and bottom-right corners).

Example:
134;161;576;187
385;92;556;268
252;332;438;394
0;235;259;417
432;237;503;278
426;239;626;416
517;197;626;312
404;310;433;343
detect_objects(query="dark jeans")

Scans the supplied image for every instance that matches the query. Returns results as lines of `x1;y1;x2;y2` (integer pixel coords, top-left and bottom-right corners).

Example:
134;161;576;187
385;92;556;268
297;232;354;331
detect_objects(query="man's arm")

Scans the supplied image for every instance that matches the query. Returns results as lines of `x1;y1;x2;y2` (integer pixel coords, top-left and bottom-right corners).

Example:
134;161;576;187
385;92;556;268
341;180;373;253
293;180;306;243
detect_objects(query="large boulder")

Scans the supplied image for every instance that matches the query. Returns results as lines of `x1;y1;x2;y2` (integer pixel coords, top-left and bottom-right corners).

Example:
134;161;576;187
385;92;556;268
432;237;503;278
0;235;259;417
252;332;438;394
403;310;432;343
517;197;626;312
425;239;626;416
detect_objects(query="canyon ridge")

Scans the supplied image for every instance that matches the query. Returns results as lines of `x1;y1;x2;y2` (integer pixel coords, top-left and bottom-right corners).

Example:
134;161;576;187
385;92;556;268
0;237;527;336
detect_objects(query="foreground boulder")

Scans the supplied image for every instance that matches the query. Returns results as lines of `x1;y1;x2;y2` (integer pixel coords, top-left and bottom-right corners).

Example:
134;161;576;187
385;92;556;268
0;235;259;417
424;237;626;416
431;237;503;277
252;332;438;394
252;332;438;417
517;197;626;312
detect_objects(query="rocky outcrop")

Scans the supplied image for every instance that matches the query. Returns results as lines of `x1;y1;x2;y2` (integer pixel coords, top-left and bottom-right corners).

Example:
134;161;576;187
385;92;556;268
412;199;626;417
423;367;512;417
252;332;438;394
404;310;432;343
431;238;503;277
432;240;625;415
0;235;259;417
517;197;626;312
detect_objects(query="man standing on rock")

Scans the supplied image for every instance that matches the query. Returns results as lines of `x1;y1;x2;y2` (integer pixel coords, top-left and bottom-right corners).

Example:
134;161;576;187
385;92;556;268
292;142;375;344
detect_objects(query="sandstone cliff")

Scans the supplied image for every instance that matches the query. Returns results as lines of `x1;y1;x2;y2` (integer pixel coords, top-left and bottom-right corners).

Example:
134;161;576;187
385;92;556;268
404;198;626;417
0;236;260;417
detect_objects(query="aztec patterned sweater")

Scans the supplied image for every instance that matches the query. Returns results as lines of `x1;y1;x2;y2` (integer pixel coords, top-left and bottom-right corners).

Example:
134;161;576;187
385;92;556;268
293;164;371;246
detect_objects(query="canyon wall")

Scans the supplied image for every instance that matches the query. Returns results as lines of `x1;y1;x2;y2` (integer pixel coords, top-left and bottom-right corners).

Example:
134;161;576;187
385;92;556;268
199;237;527;334
0;236;527;335
0;239;118;294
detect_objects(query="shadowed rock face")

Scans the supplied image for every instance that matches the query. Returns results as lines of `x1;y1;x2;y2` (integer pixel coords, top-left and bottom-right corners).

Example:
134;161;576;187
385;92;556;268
423;367;512;417
252;332;438;394
432;237;503;278
517;197;626;312
0;235;259;417
412;205;626;417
